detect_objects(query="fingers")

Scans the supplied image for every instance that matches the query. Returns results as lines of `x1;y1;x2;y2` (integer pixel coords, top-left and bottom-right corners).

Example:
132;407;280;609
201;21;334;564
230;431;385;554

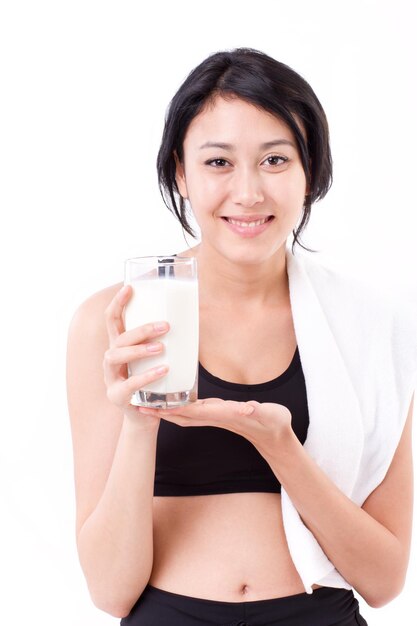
103;340;164;370
106;365;169;409
104;284;132;345
116;322;170;349
198;399;254;415
103;284;171;411
139;399;258;434
103;321;169;383
159;398;255;419
102;338;168;391
104;284;170;347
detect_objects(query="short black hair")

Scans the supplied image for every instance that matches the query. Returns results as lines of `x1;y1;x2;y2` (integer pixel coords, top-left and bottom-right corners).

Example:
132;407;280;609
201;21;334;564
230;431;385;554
156;47;333;254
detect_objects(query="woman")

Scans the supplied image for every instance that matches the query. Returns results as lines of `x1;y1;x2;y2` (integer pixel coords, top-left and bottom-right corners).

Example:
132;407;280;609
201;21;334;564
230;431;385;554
66;48;416;625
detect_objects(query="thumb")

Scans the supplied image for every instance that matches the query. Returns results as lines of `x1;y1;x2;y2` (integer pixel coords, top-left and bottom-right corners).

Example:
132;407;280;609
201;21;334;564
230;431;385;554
247;401;292;420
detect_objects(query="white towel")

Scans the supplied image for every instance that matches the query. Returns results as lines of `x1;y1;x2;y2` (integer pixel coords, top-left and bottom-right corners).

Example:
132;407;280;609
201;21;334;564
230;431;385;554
282;245;417;593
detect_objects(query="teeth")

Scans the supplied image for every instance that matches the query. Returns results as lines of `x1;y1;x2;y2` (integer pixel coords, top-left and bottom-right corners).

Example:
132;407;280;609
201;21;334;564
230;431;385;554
227;217;270;227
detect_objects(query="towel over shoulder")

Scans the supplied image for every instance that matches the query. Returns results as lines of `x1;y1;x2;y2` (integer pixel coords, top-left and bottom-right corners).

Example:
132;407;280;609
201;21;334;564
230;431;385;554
282;246;417;593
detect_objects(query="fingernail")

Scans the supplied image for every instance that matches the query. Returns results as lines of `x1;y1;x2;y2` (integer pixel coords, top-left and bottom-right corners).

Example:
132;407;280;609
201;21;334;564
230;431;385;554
147;342;162;353
155;365;168;374
241;403;255;415
154;322;169;332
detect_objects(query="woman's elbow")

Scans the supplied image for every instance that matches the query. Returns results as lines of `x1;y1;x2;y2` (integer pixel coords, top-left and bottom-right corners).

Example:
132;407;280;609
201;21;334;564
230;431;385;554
89;585;145;618
94;601;130;619
91;597;134;619
364;572;406;609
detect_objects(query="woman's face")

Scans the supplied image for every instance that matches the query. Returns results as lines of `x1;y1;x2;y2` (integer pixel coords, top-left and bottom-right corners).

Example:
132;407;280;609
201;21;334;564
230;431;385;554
175;95;309;265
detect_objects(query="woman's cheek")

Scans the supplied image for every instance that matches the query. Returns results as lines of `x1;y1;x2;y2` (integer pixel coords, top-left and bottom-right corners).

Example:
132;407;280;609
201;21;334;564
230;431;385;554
189;179;224;211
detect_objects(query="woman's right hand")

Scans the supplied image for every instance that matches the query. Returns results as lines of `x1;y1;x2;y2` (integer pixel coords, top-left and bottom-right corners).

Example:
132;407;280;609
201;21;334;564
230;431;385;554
103;284;170;428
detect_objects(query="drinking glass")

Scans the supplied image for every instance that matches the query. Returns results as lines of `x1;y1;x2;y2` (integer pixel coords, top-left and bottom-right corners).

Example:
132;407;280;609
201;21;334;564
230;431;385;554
123;255;199;408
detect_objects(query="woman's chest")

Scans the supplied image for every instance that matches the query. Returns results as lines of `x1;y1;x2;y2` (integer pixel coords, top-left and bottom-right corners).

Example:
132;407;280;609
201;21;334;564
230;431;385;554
154;304;308;498
198;307;297;385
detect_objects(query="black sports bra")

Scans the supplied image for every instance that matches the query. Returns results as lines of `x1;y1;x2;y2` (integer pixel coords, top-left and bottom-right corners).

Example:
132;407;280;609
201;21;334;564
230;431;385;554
153;346;309;496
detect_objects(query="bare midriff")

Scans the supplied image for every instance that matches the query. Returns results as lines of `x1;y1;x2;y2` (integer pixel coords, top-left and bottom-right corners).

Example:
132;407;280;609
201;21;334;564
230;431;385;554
148;246;322;602
149;492;322;601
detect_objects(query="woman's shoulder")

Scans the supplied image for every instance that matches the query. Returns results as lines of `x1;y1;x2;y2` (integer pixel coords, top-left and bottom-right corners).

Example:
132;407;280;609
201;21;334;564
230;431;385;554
82;281;125;311
68;281;125;338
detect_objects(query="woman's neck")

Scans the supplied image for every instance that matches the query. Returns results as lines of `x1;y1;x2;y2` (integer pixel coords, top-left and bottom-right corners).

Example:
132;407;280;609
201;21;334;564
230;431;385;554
178;242;290;311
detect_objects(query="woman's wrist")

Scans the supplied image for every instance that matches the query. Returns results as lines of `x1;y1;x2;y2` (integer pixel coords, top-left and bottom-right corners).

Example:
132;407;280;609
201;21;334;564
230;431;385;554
260;423;302;465
122;410;161;435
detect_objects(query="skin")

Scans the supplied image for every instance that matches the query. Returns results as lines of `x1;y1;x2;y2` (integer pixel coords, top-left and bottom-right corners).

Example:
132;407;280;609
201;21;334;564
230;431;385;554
67;93;413;614
173;94;310;310
137;95;415;607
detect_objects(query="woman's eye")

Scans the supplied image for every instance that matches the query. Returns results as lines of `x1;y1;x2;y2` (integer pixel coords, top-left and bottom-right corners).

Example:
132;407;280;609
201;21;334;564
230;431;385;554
206;158;229;167
265;155;288;166
205;155;288;168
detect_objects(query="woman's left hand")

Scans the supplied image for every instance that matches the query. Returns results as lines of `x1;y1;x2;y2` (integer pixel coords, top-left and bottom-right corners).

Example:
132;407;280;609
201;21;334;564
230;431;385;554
137;399;293;456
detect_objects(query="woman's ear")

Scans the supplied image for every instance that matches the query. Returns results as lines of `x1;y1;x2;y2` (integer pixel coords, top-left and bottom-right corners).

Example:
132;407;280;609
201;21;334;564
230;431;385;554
174;151;188;199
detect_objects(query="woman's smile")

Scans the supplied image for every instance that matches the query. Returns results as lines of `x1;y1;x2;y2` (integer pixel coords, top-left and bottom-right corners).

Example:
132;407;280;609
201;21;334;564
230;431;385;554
174;96;307;264
221;215;275;238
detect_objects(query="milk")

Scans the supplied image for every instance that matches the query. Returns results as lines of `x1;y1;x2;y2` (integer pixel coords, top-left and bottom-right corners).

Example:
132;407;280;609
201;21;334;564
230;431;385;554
124;277;199;394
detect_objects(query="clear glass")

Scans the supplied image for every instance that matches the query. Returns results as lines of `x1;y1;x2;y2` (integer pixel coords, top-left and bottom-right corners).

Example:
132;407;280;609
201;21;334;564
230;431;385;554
123;255;199;408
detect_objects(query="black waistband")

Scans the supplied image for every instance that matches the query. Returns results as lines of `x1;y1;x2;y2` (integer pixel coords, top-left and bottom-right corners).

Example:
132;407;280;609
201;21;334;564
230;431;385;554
121;584;361;625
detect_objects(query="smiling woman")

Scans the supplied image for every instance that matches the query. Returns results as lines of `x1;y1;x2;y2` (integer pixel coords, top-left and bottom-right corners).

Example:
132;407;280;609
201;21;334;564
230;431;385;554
172;96;307;257
66;47;416;626
157;47;333;256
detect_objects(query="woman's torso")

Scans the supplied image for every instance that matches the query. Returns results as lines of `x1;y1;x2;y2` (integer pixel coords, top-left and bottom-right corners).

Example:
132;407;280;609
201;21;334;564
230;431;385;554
148;291;322;601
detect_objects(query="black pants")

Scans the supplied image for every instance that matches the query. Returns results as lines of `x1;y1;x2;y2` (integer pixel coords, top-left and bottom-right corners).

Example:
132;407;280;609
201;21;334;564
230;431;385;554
120;584;368;626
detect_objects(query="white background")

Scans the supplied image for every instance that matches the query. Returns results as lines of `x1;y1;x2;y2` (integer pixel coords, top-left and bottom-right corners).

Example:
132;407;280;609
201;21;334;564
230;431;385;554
1;1;416;624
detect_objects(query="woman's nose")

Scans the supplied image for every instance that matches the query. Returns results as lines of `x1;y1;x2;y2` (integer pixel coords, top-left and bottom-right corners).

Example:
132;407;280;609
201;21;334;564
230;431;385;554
229;168;264;207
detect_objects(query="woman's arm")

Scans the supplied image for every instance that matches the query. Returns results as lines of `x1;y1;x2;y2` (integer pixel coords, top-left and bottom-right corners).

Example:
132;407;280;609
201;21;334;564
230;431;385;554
66;286;161;618
135;385;414;608
261;393;414;608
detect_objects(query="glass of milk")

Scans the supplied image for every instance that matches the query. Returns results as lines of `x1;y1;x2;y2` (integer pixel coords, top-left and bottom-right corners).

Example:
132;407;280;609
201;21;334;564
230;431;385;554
123;255;199;408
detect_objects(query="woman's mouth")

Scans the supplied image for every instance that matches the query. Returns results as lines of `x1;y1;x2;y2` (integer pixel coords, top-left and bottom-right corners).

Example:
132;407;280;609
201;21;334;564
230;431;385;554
221;215;274;237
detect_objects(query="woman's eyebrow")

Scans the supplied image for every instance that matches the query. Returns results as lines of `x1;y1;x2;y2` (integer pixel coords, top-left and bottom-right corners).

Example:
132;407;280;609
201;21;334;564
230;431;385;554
199;139;296;150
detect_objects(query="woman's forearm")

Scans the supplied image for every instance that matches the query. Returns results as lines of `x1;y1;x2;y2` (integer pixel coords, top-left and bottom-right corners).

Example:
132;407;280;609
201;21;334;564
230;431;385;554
76;416;159;618
261;430;405;608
